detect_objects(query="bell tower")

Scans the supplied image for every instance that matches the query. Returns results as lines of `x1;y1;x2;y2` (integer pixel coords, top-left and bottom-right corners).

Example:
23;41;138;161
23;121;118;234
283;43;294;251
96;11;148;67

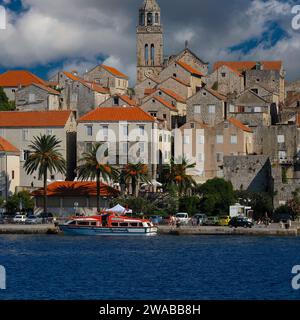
136;0;164;84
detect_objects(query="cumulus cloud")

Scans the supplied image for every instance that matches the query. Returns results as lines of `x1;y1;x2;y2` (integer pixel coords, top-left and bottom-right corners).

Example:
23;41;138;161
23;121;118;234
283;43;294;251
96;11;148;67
0;0;299;83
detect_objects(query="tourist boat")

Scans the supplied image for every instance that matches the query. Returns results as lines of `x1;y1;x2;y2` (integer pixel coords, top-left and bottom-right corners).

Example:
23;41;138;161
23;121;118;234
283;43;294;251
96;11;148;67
59;213;158;236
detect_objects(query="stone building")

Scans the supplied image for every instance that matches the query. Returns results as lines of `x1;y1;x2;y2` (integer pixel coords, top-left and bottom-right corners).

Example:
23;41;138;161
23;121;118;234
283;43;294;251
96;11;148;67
0;70;47;102
186;86;227;126
99;94;137;108
50;71;110;116
84;64;129;95
0;110;77;189
136;0;164;84
15;83;61;111
0;136;20;199
206;64;244;96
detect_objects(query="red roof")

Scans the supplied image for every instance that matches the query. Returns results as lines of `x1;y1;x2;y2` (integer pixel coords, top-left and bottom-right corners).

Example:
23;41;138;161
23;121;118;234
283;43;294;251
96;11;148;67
118;95;137;106
205;87;227;101
171;76;191;87
213;61;282;72
79;107;155;122
101;65;128;79
177;61;204;77
144;88;157;95
32;83;61;95
153;96;178;111
228;118;253;133
158;87;186;103
0;110;73;127
32;181;120;197
0;136;19;153
0;70;46;87
214;64;243;77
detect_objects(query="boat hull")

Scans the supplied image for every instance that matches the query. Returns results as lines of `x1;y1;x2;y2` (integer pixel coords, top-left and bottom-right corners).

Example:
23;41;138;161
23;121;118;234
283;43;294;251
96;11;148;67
59;225;158;236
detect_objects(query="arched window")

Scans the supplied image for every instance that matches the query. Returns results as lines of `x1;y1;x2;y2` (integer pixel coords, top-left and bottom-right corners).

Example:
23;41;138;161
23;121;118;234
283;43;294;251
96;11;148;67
147;13;153;26
155;13;159;24
145;44;149;65
140;13;145;26
151;44;155;66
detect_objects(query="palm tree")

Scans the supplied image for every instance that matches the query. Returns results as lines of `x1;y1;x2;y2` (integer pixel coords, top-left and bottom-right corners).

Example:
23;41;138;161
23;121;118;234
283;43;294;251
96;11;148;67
24;135;66;215
123;162;150;197
77;143;119;212
168;157;197;196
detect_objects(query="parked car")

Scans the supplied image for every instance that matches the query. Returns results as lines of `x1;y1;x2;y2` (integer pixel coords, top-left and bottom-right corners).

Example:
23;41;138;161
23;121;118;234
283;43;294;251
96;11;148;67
218;215;231;226
149;215;163;225
25;215;43;225
229;216;254;228
203;216;219;226
192;213;207;225
39;212;54;223
271;213;294;223
13;215;27;224
175;213;190;225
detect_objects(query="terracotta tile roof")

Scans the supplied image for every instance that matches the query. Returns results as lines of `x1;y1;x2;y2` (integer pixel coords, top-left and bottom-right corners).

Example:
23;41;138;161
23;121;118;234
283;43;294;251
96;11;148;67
33;83;61;95
215;64;243;77
63;71;108;94
45;81;59;87
79;107;155;122
0;136;19;153
158;87;186;103
0;110;73;127
205;87;227;101
171;76;191;87
177;60;204;77
144;88;157;95
0;70;46;88
32;181;120;197
101;65;128;79
118;95;137;106
213;61;282;72
228;118;253;133
153;96;178;111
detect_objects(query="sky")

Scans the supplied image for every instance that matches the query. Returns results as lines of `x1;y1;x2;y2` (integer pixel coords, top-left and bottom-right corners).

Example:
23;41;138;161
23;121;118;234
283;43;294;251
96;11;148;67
0;0;300;85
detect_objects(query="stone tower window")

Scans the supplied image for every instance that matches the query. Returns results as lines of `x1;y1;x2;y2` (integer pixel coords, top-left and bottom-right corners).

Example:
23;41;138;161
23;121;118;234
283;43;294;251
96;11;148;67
155;13;159;24
147;13;153;26
151;44;155;65
140;13;145;26
145;44;149;65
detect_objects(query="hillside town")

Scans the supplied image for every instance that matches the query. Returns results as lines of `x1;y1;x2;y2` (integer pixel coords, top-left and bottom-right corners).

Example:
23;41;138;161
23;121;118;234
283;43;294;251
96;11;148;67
1;0;300;218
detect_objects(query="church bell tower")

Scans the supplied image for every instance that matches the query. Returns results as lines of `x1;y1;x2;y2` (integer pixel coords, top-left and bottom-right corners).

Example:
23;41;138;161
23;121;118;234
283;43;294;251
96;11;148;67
136;0;164;84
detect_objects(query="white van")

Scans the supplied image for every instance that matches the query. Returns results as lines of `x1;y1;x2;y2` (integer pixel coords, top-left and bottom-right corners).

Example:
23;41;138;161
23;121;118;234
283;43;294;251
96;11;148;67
175;213;190;225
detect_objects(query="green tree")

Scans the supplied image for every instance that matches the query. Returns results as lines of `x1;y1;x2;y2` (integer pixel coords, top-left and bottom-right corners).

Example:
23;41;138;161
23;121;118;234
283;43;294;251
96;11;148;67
168;157;197;196
77;143;119;212
197;178;235;216
123;163;150;197
179;196;200;215
235;190;273;219
0;87;15;111
5;191;34;214
24;135;66;215
287;188;300;217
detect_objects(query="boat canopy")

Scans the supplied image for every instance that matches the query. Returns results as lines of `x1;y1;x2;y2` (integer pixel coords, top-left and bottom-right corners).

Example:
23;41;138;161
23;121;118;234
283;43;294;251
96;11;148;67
106;204;133;214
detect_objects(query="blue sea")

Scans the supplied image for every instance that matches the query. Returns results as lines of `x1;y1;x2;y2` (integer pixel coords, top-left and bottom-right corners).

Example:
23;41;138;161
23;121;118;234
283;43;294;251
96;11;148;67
0;235;300;300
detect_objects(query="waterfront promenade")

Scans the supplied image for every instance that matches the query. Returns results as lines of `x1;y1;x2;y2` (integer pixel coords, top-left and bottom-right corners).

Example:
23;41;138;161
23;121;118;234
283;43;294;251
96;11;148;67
0;223;300;236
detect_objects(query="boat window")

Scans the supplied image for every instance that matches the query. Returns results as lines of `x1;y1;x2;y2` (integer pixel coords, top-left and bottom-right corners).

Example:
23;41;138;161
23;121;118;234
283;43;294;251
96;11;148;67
139;223;144;227
90;222;96;226
69;221;76;225
120;223;129;227
77;221;90;226
130;223;138;227
111;223;119;227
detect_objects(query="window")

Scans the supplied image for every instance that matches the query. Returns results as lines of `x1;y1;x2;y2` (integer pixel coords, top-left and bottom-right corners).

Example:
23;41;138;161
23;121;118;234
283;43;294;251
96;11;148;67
198;135;204;144
231;135;238;144
113;96;119;105
197;153;204;162
159;135;162;142
216;135;223;144
279;151;287;160
23;150;31;161
85;143;93;153
251;89;258;94
22;129;29;141
173;73;177;78
123;125;128;137
256;78;260;82
139;125;145;136
150;112;157;117
221;73;226;78
102;125;108;137
50;175;55;180
151;44;155;66
184;136;190;144
254;107;262;113
216;153;223;162
0;128;5;136
28;93;35;103
86;126;93;136
155;13;159;24
277;135;285;143
163;114;167;119
140;13;145;26
46;129;53;136
12;171;15;180
191;123;195;129
194;105;201;113
208;105;215;114
229;104;235;113
147;12;153;26
145;44;149;65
